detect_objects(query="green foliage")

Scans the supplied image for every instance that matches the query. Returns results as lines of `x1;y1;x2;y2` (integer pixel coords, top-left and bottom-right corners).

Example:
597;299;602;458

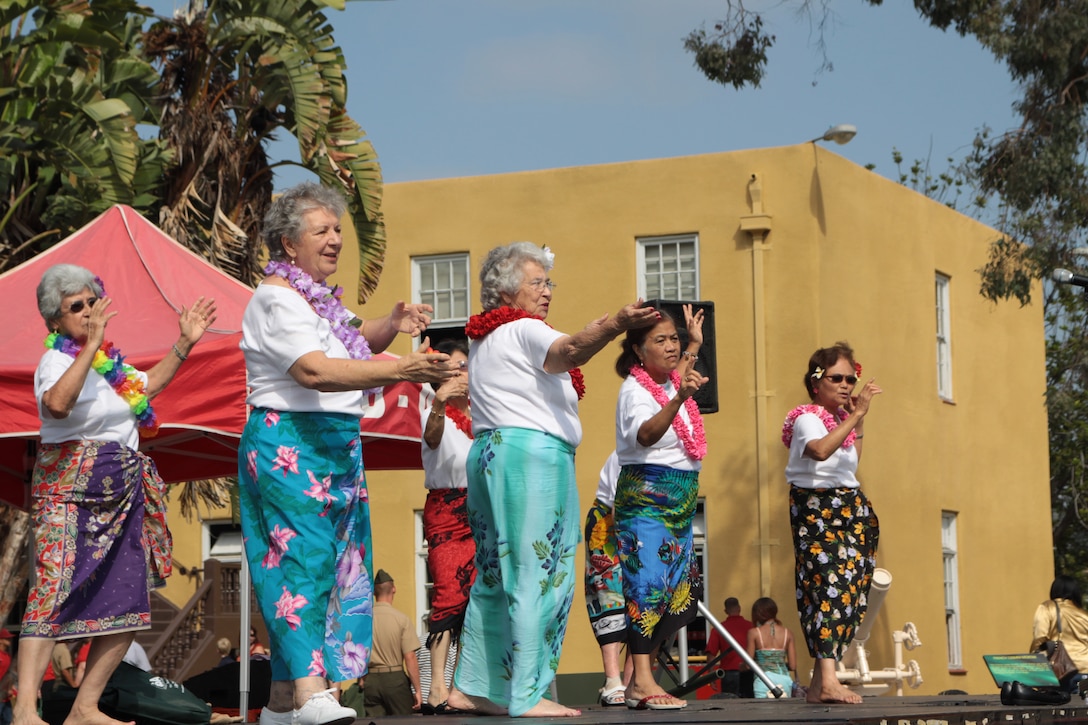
684;16;774;89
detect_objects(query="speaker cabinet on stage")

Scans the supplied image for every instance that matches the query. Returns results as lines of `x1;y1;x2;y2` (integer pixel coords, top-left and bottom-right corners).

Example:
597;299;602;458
644;299;717;414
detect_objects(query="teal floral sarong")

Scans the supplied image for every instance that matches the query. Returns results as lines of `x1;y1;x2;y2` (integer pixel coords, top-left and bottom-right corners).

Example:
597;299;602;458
614;463;702;655
453;428;579;717
238;408;373;682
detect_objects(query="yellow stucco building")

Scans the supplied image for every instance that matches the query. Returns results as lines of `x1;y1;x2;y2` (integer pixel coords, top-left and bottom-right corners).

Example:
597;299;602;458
165;143;1052;696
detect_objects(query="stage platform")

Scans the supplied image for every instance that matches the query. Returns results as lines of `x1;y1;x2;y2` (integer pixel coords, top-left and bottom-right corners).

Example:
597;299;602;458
351;694;1088;724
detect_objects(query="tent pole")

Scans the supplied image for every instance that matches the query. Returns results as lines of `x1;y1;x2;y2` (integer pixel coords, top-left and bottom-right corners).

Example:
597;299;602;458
240;554;251;721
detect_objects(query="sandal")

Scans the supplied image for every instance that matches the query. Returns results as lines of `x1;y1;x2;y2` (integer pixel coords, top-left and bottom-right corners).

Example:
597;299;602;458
599;684;627;707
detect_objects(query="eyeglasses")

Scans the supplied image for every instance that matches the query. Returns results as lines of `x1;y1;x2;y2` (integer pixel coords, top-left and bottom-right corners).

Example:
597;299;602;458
824;374;858;385
528;278;556;290
65;298;97;315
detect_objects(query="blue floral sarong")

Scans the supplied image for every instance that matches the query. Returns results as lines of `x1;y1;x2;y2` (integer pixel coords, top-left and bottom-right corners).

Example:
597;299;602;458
238;408;372;682
453;428;579;717
614;463;701;655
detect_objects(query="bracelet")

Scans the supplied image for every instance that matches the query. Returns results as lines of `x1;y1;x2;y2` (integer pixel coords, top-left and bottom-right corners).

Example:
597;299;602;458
429;407;445;418
681;351;699;361
171;344;188;362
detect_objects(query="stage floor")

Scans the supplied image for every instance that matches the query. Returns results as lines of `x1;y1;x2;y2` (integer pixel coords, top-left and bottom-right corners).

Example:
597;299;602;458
349;694;1088;724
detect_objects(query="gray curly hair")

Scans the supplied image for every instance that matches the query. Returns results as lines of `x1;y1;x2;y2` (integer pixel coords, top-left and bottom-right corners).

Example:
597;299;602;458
37;264;103;328
479;242;553;311
262;182;348;261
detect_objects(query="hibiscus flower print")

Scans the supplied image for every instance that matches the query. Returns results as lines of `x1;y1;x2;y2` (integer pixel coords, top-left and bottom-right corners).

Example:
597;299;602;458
264;410;280;427
271;446;299;477
262;525;297;569
308;649;326;677
338;634;370;677
246;450;258;481
305;470;336;510
275;586;308;629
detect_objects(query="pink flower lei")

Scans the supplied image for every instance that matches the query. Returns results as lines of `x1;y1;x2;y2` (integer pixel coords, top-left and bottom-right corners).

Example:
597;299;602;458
628;365;707;461
264;260;373;361
781;404;857;449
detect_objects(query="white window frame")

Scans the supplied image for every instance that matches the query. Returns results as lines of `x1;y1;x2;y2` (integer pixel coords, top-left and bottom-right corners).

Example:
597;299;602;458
942;511;963;669
412;253;471;326
936;273;953;400
636;234;699;300
202;519;242;564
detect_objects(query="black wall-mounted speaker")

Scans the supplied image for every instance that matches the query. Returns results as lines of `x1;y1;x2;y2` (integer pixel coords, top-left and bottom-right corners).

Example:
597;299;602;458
643;299;717;414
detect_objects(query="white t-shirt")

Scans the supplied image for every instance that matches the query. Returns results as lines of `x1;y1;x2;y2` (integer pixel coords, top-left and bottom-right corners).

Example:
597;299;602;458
593;450;621;508
240;284;363;416
35;349;143;449
615;374;701;471
784;412;860;489
420;397;472;490
468;318;581;447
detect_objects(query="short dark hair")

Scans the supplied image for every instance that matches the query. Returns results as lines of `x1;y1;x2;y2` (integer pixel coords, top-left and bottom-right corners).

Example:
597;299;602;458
434;338;469;357
803;341;856;399
1051;575;1084;605
751;596;780;626
724;597;741;614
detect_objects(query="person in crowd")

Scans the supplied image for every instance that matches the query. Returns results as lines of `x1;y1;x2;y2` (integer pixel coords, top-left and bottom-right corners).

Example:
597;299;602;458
364;571;422;716
583;451;632;707
446;241;657;717
238;182;455;725
216;638;236;668
419;339;475;715
71;641;90;688
1030;575;1088;692
705;597;754;698
248;628;269;659
122;641;152;673
17;263;215;725
746;597;797;698
613;305;707;711
782;341;881;704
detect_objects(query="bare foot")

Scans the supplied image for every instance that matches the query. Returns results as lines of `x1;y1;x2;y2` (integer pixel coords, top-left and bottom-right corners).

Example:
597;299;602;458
520;699;581;718
63;705;135;725
806;682;863;704
624;685;687;709
447;689;508;716
13;707;48;725
428;685;450;708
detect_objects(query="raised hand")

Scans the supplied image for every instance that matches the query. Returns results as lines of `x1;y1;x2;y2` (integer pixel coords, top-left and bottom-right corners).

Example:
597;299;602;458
614;299;659;331
397;338;457;385
179;297;218;344
683;304;704;346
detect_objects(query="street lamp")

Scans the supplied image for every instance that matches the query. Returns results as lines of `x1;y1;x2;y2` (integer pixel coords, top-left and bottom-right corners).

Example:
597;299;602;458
810;123;858;145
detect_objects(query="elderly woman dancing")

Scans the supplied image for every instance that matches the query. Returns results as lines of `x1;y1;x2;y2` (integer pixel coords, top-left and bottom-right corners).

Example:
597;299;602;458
16;264;215;725
239;182;456;725
782;341;881;704
613;305;707;711
446;242;656;718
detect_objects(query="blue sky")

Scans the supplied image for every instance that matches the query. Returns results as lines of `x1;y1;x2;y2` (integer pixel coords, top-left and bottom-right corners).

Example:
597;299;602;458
144;1;1020;191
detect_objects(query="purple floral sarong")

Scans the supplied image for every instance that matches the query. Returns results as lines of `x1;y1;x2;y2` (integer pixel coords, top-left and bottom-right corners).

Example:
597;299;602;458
22;440;171;639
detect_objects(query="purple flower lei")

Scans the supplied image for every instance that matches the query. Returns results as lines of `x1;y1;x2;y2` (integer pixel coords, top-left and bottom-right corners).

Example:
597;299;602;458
264;260;373;360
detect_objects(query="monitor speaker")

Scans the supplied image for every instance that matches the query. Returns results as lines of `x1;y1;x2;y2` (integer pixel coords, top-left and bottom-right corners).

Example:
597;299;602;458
643;299;717;414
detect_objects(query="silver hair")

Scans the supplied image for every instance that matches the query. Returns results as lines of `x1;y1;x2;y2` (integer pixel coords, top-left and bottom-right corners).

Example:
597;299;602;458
262;182;349;261
479;242;553;311
36;264;103;327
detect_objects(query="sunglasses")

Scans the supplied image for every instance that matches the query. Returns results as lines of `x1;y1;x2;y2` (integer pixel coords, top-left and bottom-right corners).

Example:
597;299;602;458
824;374;858;385
65;298;98;315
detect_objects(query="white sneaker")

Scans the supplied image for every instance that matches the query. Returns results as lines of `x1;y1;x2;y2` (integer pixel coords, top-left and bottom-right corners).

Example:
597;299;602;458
258;707;293;725
292;688;357;725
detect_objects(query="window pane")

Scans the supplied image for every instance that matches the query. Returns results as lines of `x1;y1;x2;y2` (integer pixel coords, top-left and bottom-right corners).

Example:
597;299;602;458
437;262;451;289
453;289;468;318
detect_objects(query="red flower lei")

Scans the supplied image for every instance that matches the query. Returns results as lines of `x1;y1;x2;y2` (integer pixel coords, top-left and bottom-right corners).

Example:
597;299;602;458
446;404;473;438
628;365;707;461
781;404;857;449
465;306;585;399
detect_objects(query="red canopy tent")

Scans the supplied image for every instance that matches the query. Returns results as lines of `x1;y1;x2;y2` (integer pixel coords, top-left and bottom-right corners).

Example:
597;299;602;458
0;205;252;506
359;363;430;470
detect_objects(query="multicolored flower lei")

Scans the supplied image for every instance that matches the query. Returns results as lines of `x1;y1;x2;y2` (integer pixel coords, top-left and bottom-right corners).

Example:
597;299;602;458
44;333;159;437
264;260;373;361
465;306;585;399
628;364;707;461
781;404;856;450
446;404;473;438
